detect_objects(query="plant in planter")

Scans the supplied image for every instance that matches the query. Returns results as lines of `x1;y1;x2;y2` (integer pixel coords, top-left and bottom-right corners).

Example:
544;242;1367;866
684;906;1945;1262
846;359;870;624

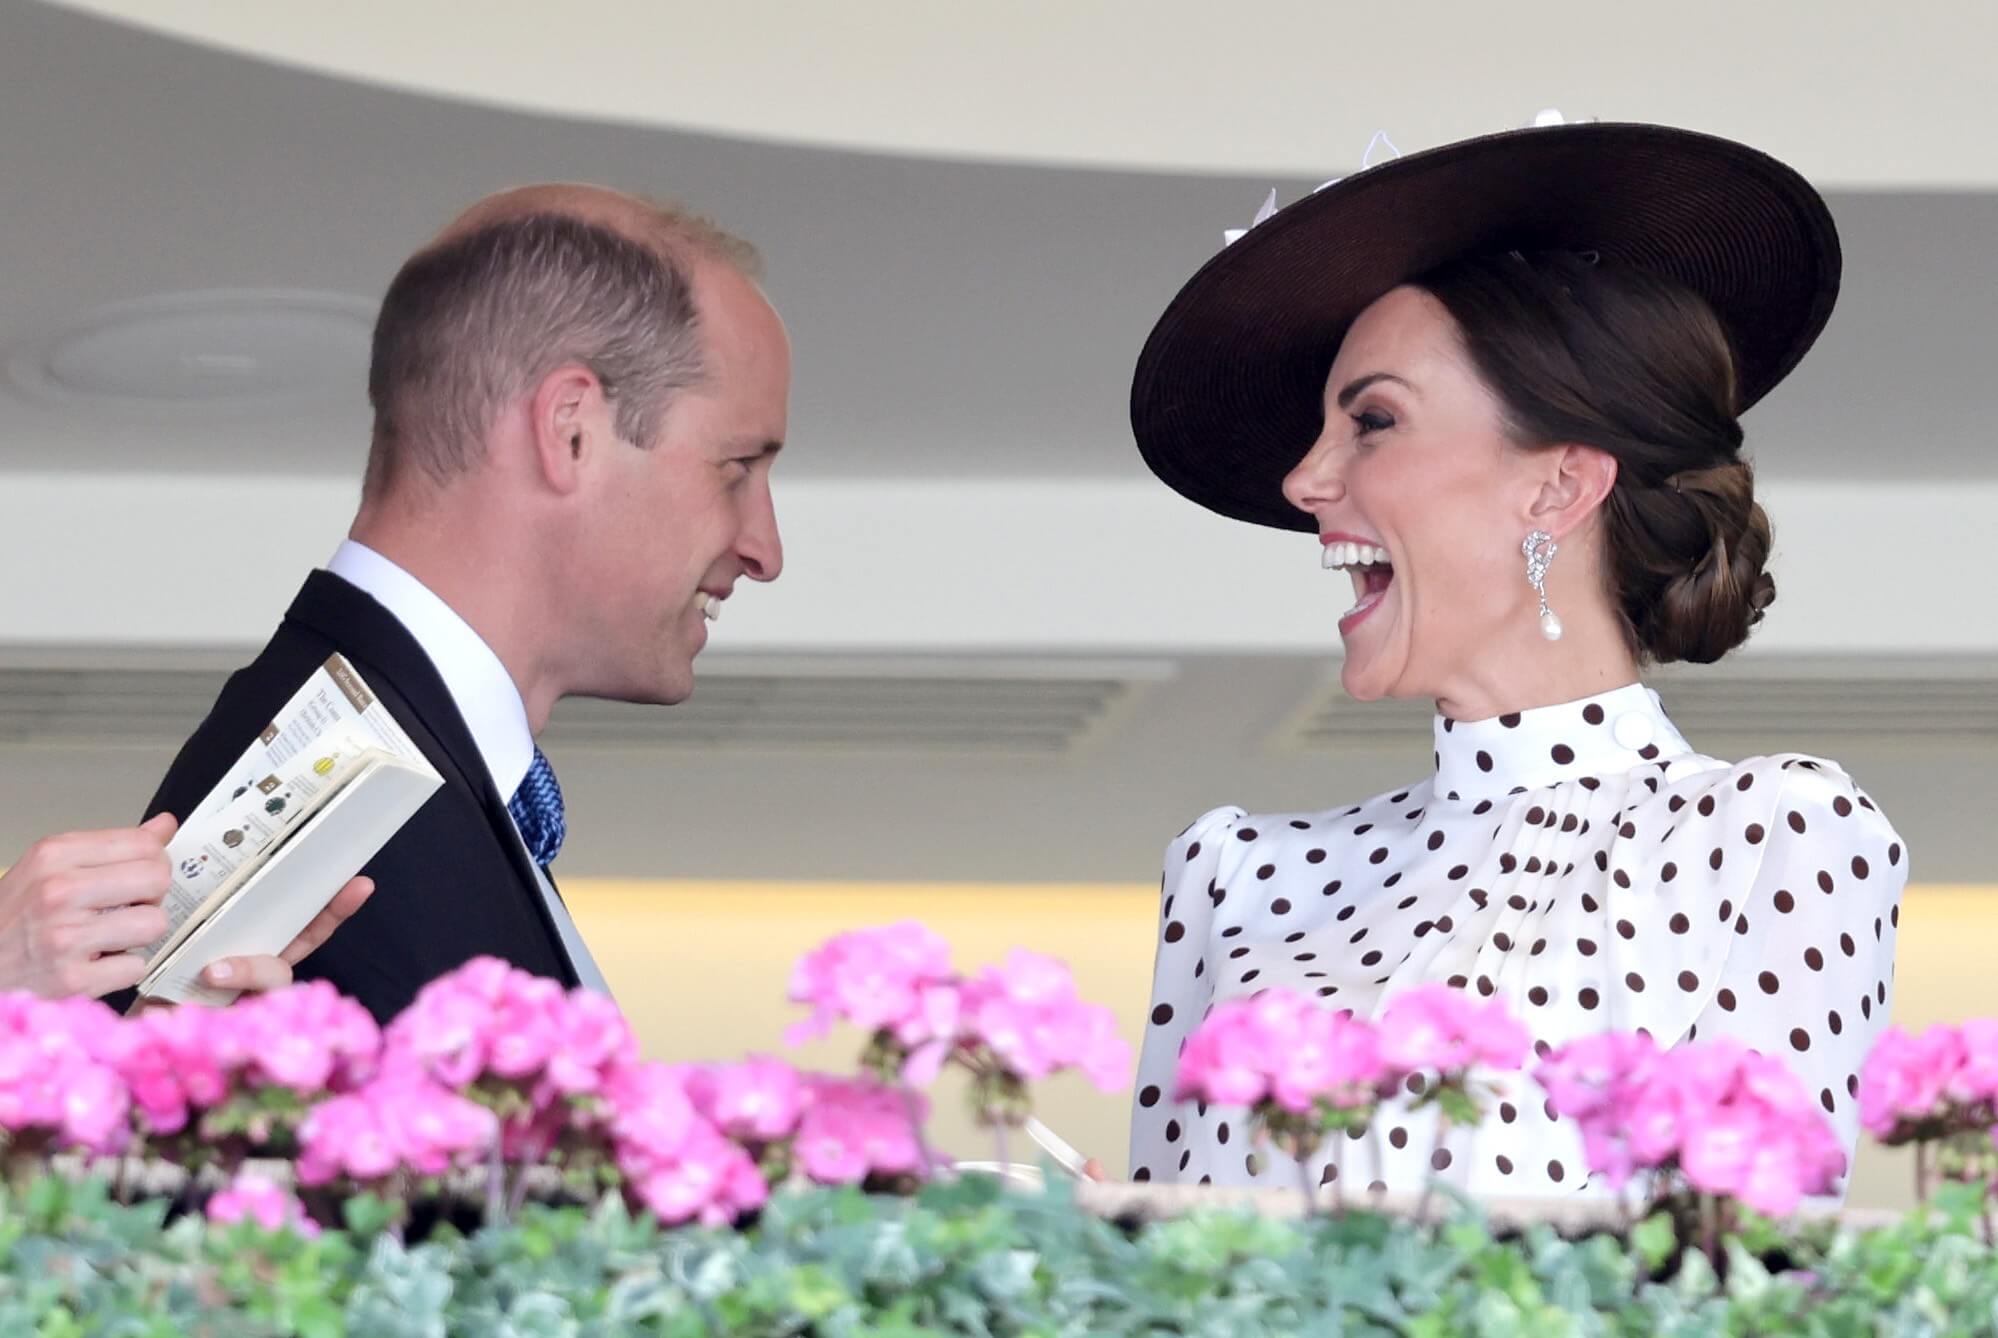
1173;984;1526;1218
1538;1029;1846;1264
1861;1020;1998;1231
786;923;1130;1172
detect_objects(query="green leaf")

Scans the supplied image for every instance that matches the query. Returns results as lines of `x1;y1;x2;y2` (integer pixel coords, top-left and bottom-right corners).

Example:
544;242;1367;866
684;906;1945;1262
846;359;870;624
1630;1211;1677;1273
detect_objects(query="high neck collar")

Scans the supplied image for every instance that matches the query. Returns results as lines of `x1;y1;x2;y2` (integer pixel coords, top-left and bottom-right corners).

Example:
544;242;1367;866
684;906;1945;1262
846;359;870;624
1432;682;1692;801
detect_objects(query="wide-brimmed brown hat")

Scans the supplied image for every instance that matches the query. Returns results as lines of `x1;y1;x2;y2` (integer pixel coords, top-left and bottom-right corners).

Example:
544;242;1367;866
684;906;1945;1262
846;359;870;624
1130;121;1841;531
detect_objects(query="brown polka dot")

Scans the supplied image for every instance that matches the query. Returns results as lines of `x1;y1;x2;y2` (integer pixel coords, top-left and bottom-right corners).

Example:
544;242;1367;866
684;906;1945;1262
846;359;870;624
1625;972;1645;992
1790;1029;1811;1052
1616;920;1636;940
1320;1162;1338;1184
1163;921;1186;942
1820;1089;1836;1114
1709;848;1725;871
1139;1086;1160;1108
1431;1148;1453;1171
1678;970;1699;991
1271;898;1293;915
1476;751;1494;772
1184;842;1202;861
1833;795;1854;818
1178;1150;1191;1171
1322;880;1343;896
1578;987;1600;1010
1613;869;1631;889
1151;1004;1174;1025
1852;856;1871;880
1746;823;1766;845
1773;890;1795;914
1369;847;1389;864
1165;1119;1182;1142
1256;863;1276;880
1828;1010;1843;1035
1661;862;1678;882
1236;827;1258;841
1361;950;1383;967
1841;933;1857;957
1528;986;1550;1006
1547;1160;1566;1183
1583;704;1606;725
1788;811;1807;834
1578;938;1598;957
1718;899;1733;923
1389;1127;1408;1149
1758;972;1780;994
1134;1167;1152;1181
1805;948;1824;971
1496;1154;1515;1174
1718;988;1737;1011
1305;849;1326;864
1216;1122;1230;1144
1698;796;1716;817
1669;913;1690;934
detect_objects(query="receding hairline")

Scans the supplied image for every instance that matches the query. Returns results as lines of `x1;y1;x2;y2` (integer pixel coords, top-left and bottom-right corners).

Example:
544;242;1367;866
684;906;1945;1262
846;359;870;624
429;182;762;279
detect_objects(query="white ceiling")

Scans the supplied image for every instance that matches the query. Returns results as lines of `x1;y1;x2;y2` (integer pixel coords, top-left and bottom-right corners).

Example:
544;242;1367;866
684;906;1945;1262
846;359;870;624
1;0;1994;485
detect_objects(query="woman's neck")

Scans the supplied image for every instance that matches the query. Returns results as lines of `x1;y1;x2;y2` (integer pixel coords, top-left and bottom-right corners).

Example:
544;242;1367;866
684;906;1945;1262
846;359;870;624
1431;605;1641;723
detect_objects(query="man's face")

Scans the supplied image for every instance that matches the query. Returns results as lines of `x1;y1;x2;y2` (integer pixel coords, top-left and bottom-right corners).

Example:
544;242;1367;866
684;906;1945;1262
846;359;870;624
580;263;789;705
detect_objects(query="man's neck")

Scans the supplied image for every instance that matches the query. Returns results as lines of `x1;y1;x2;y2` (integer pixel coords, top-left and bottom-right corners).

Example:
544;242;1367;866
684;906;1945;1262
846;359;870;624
347;507;564;734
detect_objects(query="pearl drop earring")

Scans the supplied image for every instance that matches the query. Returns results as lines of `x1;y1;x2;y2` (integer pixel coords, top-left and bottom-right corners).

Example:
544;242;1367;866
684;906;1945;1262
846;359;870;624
1523;530;1562;641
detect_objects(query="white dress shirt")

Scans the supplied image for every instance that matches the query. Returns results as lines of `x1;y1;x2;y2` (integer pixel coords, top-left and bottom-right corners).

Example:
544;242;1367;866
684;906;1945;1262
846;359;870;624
1131;682;1904;1199
327;540;610;996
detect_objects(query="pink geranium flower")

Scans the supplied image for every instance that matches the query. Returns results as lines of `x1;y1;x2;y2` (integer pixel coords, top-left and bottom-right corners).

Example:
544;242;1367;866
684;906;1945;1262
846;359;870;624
1176;989;1385;1113
207;1169;319;1238
1377;984;1531;1076
960;950;1131;1092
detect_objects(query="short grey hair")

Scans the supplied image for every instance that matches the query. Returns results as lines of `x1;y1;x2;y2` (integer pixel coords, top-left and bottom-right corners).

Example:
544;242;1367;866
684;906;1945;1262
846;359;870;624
363;206;759;499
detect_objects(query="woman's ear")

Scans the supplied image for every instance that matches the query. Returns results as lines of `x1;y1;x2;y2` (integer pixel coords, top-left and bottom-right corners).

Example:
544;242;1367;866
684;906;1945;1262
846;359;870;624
1527;444;1619;539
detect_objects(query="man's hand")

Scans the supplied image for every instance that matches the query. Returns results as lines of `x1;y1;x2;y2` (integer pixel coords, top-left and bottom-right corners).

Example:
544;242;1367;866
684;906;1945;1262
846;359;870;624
0;813;178;998
196;875;375;993
0;813;375;1001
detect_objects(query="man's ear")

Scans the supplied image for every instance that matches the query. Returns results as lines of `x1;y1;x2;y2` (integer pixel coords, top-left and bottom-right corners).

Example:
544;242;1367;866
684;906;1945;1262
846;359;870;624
1527;443;1619;539
527;363;603;494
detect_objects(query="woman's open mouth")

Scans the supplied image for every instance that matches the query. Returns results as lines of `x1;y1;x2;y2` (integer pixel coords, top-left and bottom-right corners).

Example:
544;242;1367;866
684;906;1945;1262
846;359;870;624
1322;539;1394;633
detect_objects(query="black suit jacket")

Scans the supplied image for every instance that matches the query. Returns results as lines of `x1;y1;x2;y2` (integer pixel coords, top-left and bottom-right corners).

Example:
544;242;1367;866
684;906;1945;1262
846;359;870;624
142;570;579;1022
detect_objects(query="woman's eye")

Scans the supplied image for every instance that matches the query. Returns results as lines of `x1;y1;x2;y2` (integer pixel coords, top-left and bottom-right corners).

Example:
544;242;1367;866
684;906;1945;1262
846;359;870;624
1351;409;1395;436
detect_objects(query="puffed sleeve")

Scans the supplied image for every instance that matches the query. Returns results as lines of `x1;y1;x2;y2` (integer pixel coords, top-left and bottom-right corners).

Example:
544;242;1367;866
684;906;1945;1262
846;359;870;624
1127;805;1245;1181
1683;758;1907;1192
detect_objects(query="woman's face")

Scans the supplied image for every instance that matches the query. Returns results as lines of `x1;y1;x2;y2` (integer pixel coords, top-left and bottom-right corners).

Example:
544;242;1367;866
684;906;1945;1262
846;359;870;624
1281;285;1555;703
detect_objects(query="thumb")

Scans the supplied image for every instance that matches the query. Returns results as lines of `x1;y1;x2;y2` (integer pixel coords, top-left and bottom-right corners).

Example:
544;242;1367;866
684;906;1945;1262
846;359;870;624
139;812;180;843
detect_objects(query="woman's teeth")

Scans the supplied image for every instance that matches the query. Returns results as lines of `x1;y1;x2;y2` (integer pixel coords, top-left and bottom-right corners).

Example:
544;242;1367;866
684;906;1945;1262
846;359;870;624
699;594;720;622
1322;542;1394;623
1321;541;1391;571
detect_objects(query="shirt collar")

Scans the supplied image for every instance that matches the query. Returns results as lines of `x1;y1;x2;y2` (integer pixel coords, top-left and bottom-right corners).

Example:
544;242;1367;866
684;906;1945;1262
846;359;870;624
326;540;536;798
1432;682;1692;801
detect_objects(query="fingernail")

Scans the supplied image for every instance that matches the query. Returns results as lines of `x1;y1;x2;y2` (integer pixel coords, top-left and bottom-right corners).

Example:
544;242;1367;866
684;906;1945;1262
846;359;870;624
207;962;234;983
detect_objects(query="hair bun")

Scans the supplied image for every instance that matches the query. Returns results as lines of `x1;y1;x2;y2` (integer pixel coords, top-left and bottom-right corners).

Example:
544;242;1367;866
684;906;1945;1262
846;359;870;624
1637;459;1775;664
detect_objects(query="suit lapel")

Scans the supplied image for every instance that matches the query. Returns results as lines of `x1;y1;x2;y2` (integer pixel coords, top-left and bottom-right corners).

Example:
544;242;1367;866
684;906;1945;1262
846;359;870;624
282;570;579;983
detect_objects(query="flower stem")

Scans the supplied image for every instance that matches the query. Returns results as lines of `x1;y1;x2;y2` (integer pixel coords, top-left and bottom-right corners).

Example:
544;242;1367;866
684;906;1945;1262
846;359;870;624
1289;1132;1317;1220
1917;1140;1933;1205
1414;1119;1448;1228
485;1134;506;1226
900;1086;940;1177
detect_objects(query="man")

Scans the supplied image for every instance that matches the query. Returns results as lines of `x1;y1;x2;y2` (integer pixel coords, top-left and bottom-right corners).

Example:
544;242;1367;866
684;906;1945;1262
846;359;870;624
2;816;371;998
146;185;789;1022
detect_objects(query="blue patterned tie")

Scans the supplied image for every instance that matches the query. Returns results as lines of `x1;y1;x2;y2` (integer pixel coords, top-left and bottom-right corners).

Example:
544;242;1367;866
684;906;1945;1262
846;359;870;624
507;747;566;868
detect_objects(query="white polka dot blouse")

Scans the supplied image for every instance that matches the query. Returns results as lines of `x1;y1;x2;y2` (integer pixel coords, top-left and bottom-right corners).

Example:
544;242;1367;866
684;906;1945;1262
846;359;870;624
1129;682;1906;1197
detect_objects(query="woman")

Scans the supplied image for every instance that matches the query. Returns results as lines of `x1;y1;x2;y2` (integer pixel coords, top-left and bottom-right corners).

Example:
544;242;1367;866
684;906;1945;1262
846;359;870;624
1127;119;1903;1196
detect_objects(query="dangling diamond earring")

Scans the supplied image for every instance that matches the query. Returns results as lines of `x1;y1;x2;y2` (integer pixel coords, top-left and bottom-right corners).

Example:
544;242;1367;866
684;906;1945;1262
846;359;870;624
1523;531;1562;641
